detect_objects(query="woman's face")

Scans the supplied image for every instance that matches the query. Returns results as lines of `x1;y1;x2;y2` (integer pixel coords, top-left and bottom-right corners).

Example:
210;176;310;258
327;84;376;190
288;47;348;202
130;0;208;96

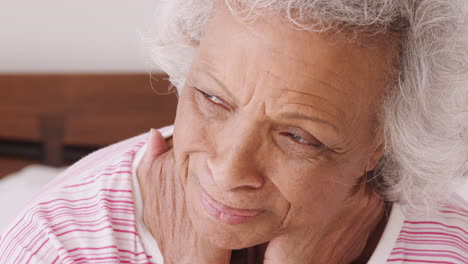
173;4;399;249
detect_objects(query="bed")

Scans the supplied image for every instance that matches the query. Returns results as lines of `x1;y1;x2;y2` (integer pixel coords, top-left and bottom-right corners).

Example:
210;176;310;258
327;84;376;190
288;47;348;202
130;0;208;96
0;73;178;227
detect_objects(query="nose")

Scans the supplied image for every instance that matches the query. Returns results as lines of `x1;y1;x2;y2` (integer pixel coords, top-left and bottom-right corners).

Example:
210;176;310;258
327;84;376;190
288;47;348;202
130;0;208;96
207;121;265;191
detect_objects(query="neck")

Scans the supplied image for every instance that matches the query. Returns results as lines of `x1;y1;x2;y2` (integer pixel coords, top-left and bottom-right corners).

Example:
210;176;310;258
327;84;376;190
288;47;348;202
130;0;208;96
230;203;392;264
351;202;392;264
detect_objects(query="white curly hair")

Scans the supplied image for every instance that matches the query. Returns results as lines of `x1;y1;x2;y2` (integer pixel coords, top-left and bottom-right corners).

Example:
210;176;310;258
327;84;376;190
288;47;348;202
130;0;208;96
147;0;468;208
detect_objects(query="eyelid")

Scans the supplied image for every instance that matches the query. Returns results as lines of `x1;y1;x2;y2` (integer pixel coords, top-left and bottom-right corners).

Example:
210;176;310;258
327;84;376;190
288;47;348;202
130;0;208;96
195;88;230;110
281;132;324;149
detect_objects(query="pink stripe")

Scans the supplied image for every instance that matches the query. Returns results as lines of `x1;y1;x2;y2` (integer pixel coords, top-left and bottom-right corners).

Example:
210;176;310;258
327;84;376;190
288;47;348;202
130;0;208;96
64;171;132;188
29;142;133;198
40;138;144;192
69;254;152;264
392;248;468;260
36;203;135;216
42;206;135;218
51;217;136;233
399;230;468;244
75;260;153;264
64;246;150;257
76;260;153;264
37;192;133;207
68;252;151;260
0;136;151;262
56;246;153;258
72;256;143;263
439;210;468;217
1;188;133;252
4;201;136;258
444;205;468;215
24;237;49;264
39;205;135;223
56;225;138;237
401;226;467;238
398;234;468;246
16;226;49;264
395;237;467;252
118;248;154;257
36;205;134;222
2;204;131;263
65;252;152;262
390;251;467;263
387;258;455;263
12;213;137;264
404;221;468;235
102;189;132;193
51;215;135;231
83;162;132;180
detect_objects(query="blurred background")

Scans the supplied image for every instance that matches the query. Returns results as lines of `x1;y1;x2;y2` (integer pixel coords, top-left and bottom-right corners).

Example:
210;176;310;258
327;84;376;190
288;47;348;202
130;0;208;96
1;0;158;73
0;0;178;226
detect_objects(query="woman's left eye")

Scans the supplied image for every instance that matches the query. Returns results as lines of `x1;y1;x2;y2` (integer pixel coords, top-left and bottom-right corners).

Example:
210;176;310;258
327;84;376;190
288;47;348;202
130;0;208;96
282;132;324;149
289;133;310;145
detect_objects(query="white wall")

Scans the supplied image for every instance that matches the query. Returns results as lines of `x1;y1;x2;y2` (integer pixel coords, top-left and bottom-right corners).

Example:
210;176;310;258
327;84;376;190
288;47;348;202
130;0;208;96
0;0;161;72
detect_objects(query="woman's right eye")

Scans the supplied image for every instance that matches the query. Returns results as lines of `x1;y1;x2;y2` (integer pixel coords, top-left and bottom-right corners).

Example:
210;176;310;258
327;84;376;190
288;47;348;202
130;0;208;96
195;88;229;110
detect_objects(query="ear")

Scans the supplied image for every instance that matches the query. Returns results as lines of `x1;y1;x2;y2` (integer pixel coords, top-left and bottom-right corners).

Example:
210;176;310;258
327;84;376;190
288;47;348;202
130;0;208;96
365;144;384;172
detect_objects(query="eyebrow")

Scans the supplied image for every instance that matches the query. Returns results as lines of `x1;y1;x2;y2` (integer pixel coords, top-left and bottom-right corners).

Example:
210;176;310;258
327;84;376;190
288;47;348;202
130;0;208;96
278;112;340;133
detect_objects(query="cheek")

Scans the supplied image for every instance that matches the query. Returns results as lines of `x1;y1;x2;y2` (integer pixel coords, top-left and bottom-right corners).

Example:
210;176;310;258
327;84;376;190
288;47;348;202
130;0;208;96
173;90;210;152
272;159;362;227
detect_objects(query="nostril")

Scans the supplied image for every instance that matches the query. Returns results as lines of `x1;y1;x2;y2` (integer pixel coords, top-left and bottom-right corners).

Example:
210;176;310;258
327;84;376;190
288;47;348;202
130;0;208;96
207;158;265;191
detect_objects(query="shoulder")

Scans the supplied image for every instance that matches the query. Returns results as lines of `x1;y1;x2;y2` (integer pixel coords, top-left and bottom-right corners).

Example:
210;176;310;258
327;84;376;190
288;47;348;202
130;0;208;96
0;132;155;263
388;194;468;263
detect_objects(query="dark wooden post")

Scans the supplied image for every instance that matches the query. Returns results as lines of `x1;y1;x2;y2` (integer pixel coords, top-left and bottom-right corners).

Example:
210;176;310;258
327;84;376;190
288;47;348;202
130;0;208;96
39;114;65;166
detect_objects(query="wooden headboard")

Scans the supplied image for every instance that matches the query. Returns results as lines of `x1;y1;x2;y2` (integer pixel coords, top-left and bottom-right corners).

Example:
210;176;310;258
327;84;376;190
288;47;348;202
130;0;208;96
0;73;178;167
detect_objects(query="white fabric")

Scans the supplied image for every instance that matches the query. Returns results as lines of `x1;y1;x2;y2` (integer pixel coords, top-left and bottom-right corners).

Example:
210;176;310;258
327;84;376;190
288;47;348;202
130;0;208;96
0;165;66;228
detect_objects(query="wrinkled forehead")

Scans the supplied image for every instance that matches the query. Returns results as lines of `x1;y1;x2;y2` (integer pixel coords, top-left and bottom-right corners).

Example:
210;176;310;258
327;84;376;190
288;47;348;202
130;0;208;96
198;2;400;98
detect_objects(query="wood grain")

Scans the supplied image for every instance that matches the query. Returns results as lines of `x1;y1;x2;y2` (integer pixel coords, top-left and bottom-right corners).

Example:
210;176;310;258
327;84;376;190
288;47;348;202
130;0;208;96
0;74;178;147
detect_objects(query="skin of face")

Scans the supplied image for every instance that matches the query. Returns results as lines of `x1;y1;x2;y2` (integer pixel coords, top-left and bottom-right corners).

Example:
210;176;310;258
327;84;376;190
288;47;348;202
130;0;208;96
171;3;399;250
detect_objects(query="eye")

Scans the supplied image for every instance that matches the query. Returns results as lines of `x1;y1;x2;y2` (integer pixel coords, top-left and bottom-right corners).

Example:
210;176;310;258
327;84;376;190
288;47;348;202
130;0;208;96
281;132;324;149
196;88;229;110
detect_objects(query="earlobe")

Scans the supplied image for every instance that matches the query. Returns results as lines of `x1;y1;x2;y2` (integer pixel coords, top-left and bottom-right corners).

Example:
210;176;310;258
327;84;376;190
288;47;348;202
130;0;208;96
365;144;385;172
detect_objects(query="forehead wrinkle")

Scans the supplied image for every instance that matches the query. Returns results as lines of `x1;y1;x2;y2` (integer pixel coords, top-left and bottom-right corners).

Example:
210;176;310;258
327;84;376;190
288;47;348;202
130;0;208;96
281;89;346;118
294;72;353;99
284;102;340;128
268;48;358;97
260;69;346;120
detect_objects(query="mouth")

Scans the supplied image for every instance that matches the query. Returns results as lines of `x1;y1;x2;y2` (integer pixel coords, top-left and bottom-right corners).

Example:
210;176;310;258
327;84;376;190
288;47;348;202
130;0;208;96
199;184;264;225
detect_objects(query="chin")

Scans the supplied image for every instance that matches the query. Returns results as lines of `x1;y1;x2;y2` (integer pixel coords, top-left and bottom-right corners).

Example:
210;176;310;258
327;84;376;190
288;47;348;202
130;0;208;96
187;208;270;250
184;175;277;250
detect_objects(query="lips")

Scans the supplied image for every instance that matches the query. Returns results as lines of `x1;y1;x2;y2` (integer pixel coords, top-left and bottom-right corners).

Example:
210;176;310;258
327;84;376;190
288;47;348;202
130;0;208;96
199;185;264;225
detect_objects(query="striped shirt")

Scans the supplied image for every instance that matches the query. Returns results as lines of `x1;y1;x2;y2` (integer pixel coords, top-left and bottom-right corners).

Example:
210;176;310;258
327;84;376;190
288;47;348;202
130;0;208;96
0;126;172;264
369;197;468;263
0;125;466;263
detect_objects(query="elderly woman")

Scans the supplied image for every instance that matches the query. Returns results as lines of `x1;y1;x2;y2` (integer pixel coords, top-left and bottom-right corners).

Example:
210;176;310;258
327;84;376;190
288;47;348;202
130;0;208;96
1;0;467;263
